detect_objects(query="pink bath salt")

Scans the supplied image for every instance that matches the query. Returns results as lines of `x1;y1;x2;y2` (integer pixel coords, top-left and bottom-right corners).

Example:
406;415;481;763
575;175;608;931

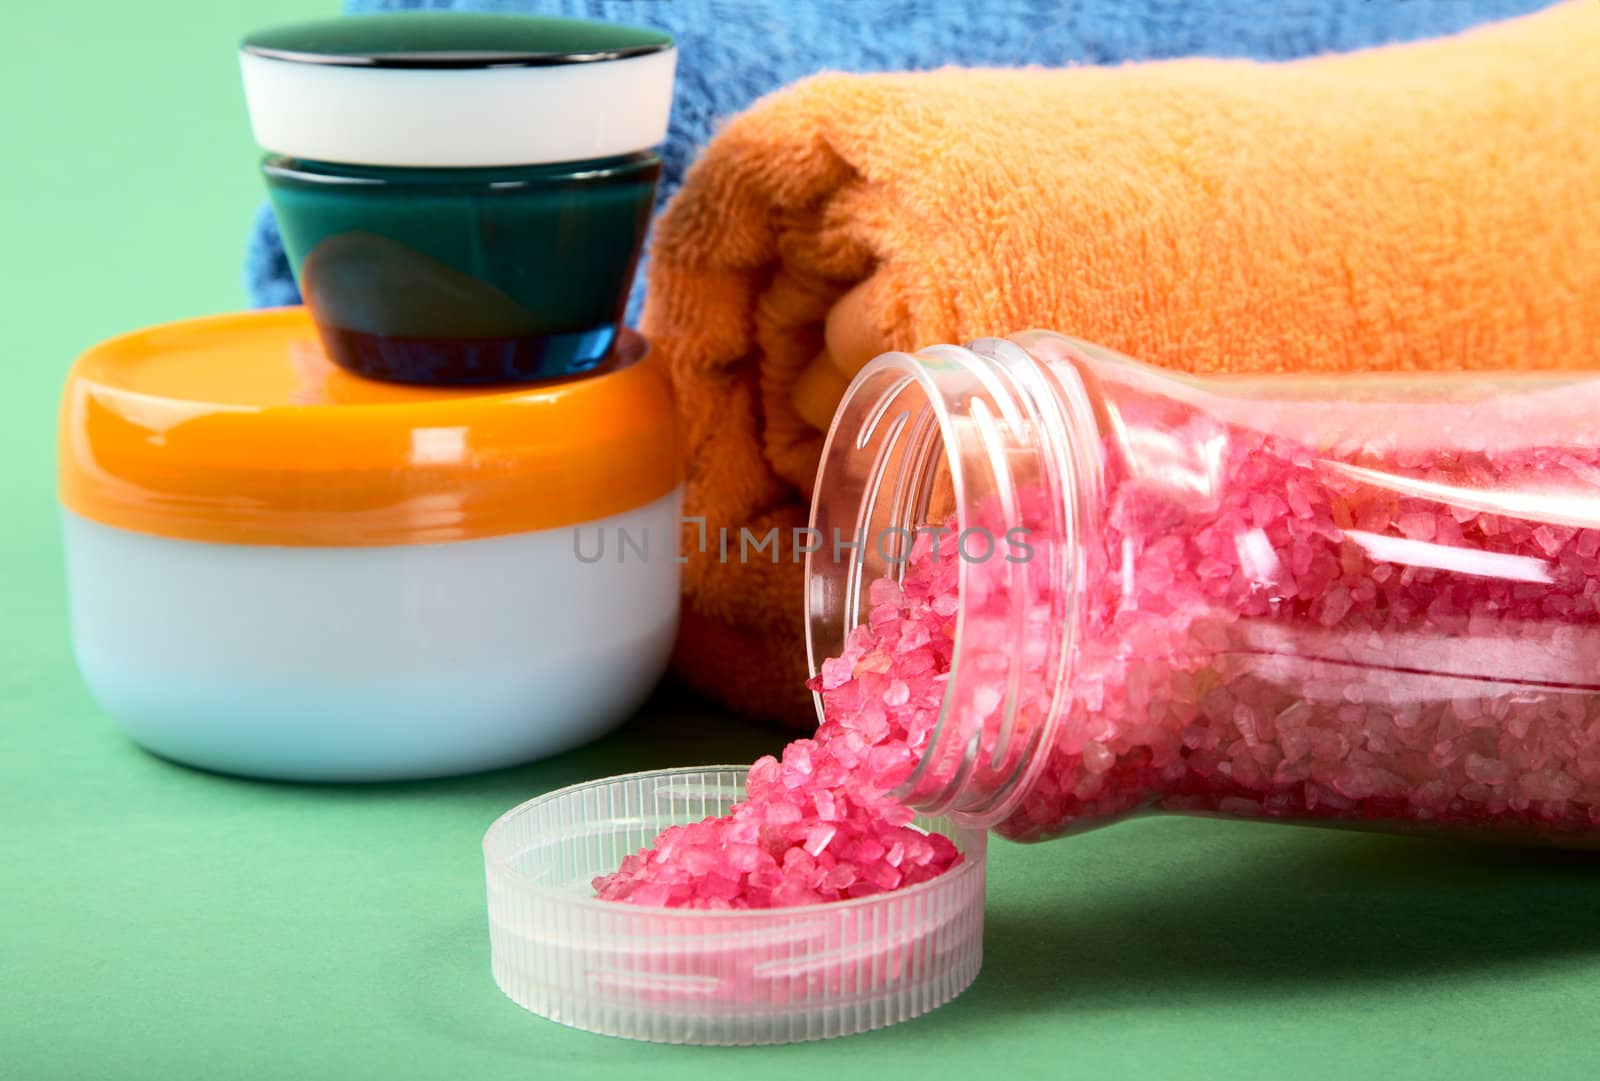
957;417;1600;845
602;409;1600;906
593;726;961;907
593;573;966;908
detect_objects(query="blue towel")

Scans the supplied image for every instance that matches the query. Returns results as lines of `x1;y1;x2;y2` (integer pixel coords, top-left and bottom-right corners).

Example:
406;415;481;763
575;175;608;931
243;0;1555;313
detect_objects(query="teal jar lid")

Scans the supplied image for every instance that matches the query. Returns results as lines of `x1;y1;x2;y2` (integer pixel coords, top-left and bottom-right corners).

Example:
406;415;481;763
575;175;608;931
240;13;677;167
241;12;672;68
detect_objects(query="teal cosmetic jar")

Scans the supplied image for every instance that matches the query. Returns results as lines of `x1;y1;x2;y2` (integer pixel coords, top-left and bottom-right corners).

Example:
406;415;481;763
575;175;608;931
241;13;676;384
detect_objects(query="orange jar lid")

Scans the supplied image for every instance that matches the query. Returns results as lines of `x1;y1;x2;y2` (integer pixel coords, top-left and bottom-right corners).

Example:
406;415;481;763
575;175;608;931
59;308;679;546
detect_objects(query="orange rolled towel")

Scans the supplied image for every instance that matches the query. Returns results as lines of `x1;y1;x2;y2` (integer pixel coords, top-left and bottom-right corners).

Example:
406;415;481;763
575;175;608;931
640;1;1600;728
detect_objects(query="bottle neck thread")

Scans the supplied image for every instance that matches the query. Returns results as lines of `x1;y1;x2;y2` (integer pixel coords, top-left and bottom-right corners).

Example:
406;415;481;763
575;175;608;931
806;334;1105;827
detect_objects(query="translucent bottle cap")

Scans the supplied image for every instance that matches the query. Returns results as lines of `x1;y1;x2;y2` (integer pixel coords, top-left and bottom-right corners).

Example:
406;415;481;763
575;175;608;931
483;766;987;1045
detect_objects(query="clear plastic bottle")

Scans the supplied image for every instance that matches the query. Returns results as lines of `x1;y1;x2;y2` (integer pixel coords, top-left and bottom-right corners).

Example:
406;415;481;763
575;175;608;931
806;331;1600;847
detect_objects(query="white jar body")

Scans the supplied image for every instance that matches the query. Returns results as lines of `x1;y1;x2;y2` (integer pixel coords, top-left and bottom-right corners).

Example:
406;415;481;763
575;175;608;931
61;488;681;781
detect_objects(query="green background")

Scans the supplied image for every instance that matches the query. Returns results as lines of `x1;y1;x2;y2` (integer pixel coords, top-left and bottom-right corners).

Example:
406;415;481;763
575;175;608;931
3;3;1597;1079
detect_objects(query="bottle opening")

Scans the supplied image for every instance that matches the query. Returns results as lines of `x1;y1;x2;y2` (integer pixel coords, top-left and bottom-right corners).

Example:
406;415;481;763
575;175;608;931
805;337;1102;826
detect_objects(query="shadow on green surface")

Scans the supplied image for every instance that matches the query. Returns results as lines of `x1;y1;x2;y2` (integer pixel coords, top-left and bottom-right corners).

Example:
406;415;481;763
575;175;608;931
964;822;1600;1022
371;808;1600;1059
150;678;792;814
129;682;1600;1045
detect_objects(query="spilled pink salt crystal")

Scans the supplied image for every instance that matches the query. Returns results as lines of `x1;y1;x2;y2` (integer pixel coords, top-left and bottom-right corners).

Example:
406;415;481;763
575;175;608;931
592;571;964;908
